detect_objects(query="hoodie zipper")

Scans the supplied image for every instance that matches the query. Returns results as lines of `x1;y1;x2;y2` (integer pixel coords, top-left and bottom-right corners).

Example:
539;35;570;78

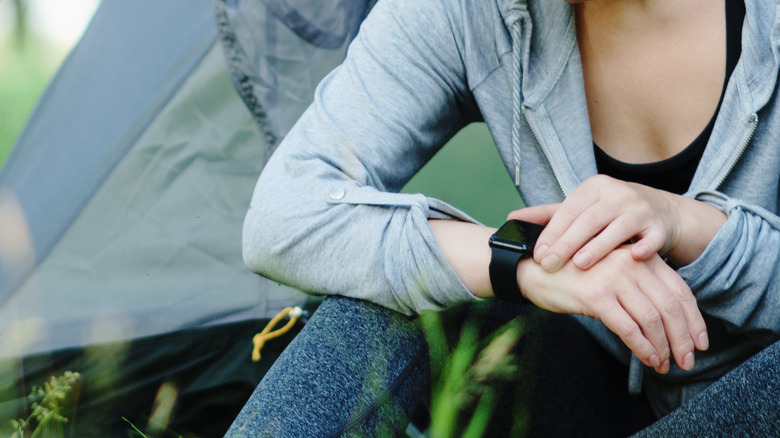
522;105;570;197
713;113;758;191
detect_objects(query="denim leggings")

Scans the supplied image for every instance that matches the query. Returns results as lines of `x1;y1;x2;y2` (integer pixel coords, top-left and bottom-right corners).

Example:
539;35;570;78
226;296;780;437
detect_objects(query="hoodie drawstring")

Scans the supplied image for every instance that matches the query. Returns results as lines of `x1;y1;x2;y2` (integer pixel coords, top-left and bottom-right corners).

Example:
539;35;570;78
510;19;523;187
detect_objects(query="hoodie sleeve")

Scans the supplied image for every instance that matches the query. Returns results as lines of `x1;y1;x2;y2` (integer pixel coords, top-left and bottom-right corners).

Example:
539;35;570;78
242;0;484;315
679;191;780;338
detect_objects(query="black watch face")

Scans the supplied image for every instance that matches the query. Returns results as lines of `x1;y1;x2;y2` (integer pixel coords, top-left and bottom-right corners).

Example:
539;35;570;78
489;220;545;252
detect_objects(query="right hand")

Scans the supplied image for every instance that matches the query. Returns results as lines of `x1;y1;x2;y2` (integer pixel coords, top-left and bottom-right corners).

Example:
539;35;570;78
517;246;708;374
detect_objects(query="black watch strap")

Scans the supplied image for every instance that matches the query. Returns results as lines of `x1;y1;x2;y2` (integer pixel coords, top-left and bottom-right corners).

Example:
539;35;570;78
489;246;530;305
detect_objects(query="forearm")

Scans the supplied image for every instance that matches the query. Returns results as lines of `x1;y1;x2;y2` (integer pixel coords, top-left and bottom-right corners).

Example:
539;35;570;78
429;219;496;298
678;198;780;333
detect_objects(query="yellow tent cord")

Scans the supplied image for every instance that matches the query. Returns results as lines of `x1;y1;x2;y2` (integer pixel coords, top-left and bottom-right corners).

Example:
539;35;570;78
252;306;304;362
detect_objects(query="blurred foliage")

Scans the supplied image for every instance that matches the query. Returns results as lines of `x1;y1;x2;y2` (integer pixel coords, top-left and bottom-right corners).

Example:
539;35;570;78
0;37;63;171
10;371;81;437
12;0;27;45
0;0;71;172
420;310;529;438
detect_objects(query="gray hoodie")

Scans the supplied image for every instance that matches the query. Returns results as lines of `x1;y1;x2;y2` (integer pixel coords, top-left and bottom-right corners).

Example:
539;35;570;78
243;0;780;415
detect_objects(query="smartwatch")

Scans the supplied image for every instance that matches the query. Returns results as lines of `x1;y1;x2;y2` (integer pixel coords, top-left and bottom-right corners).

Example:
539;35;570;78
488;220;545;304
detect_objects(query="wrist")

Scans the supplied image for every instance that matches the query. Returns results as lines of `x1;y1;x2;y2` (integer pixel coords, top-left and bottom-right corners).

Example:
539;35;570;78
665;197;727;267
488;220;544;304
515;257;538;304
429;219;496;298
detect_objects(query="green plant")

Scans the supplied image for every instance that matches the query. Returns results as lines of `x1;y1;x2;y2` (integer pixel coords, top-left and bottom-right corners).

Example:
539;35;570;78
422;311;528;438
123;417;150;438
10;371;81;437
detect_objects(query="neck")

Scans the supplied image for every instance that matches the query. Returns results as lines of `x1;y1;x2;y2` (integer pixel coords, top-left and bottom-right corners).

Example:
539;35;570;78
575;0;702;37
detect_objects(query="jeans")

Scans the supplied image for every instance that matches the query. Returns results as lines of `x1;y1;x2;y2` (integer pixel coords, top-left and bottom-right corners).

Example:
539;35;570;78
225;296;780;437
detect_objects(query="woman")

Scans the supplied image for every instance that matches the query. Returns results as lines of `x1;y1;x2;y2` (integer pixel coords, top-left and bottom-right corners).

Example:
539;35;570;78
231;0;780;435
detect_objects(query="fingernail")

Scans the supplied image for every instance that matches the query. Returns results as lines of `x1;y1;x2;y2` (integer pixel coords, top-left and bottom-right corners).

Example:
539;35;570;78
535;245;549;262
541;253;561;272
648;353;660;368
683;352;695;370
698;331;709;351
573;251;592;269
655;358;670;375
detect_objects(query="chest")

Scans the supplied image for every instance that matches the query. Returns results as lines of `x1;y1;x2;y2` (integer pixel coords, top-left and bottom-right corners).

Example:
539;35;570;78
576;3;726;164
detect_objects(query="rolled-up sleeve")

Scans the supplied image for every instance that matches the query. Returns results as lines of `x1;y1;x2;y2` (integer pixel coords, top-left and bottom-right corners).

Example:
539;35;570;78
679;191;780;337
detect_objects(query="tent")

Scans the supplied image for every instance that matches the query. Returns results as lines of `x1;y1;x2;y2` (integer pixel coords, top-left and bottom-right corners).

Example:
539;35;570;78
0;0;374;435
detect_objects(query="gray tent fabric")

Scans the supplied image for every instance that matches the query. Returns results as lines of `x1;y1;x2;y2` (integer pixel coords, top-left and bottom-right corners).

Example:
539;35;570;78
0;1;217;299
264;0;372;48
214;0;375;146
0;43;304;358
0;0;371;435
0;0;306;361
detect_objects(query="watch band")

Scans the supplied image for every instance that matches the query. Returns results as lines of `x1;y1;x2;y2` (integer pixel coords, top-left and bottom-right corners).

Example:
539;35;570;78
489;245;530;305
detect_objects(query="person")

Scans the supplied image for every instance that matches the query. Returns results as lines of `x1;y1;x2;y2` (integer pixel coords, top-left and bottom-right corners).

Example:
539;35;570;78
228;0;780;435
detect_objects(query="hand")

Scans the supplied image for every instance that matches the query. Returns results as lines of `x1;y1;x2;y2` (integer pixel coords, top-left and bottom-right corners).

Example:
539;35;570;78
517;248;709;373
509;175;692;272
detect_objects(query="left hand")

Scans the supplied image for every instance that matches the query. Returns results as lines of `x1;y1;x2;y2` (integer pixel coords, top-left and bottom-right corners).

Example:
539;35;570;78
517;247;709;372
509;175;684;272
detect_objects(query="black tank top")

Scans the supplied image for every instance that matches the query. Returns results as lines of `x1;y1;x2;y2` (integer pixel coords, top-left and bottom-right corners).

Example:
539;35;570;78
594;0;745;195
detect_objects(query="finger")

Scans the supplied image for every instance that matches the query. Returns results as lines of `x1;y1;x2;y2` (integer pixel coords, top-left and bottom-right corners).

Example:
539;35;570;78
540;203;612;272
641;261;698;371
631;227;667;261
532;185;608;271
652;259;709;352
505;204;560;262
572;215;640;269
531;202;587;267
506;204;558;225
597;300;662;371
575;215;669;269
618;271;688;374
614;288;671;372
